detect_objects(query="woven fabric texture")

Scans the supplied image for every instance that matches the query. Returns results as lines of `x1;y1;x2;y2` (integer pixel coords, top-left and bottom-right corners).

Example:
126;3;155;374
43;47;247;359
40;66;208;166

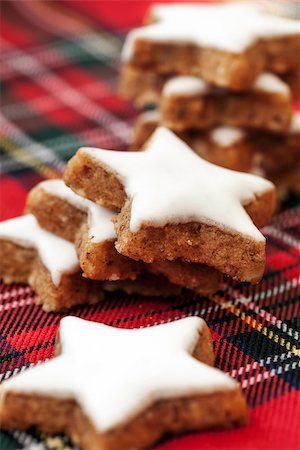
0;2;299;449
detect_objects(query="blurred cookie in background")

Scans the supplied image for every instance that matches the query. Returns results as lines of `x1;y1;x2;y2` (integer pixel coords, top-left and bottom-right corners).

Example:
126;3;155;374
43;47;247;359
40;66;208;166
261;0;300;19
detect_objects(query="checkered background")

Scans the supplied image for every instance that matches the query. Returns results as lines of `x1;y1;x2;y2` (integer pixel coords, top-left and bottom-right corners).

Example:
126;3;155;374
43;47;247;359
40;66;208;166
0;2;299;449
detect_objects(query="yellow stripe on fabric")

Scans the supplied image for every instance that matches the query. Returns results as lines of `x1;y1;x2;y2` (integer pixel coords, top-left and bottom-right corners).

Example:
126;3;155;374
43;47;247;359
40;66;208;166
39;433;72;450
213;295;300;357
1;137;62;179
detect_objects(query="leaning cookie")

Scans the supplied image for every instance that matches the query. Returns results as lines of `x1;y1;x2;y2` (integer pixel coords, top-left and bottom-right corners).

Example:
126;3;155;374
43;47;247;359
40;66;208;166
26;180;141;282
122;2;299;90
131;110;254;172
0;316;247;450
0;214;103;312
27;180;222;295
64;127;276;283
0;215;202;305
121;67;293;133
160;73;292;133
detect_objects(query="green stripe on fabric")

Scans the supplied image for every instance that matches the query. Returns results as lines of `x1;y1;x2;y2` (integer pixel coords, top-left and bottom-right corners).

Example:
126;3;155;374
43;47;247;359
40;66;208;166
31;130;86;160
0;431;21;450
53;33;121;65
0;137;61;178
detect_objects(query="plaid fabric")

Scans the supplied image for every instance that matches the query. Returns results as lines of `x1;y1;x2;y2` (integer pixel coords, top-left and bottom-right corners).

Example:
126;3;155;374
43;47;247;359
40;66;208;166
0;2;299;449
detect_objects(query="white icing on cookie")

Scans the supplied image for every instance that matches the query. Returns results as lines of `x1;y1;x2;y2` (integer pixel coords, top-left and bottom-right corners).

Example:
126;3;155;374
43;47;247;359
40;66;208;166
163;73;290;98
210;126;246;147
81;127;273;241
139;109;161;123
122;2;299;59
0;215;78;285
138;114;246;148
39;180;116;243
3;316;238;431
252;73;291;96
163;76;210;97
289;111;300;134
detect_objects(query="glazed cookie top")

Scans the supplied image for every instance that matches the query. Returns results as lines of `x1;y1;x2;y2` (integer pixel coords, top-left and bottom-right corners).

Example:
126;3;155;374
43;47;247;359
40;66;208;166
39;180;116;243
209;126;246;147
122;2;299;59
0;214;78;285
163;76;211;97
81;127;274;241
163;73;291;98
3;316;238;431
252;73;291;96
137;110;247;146
138;109;161;123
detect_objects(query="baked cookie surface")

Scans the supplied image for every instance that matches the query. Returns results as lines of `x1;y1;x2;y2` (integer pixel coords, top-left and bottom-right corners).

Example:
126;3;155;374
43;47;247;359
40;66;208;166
131;111;255;172
0;316;247;450
253;111;300;177
131;111;300;193
0;215;103;311
64;127;276;282
160;73;293;132
122;3;300;90
121;67;294;132
28;179;222;294
27;180;141;282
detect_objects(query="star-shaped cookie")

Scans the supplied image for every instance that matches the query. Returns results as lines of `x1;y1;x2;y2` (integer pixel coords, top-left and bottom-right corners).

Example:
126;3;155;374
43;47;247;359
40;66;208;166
27;179;222;294
160;73;293;133
64;127;276;282
0;316;247;450
0;214;103;311
122;2;299;89
27;179;141;282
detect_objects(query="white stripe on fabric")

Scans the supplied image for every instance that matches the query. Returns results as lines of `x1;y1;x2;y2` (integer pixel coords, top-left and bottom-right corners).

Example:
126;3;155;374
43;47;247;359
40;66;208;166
0;113;66;172
263;225;300;249
1;38;130;145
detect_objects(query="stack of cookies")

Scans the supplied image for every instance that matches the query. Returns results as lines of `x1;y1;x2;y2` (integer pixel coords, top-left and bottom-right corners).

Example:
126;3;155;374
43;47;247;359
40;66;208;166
0;125;276;448
120;2;300;197
0;4;297;449
1;315;249;449
1;126;276;312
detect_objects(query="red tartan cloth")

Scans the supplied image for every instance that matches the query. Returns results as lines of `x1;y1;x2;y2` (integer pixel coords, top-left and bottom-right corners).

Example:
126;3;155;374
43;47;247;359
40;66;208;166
0;2;300;450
